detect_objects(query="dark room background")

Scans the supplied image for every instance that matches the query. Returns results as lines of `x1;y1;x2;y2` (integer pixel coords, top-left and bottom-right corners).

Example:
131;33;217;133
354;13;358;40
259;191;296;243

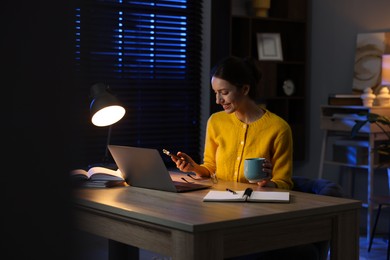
7;0;203;259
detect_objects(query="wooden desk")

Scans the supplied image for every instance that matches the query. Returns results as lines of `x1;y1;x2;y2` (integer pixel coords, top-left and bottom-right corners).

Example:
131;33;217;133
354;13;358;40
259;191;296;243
73;174;361;260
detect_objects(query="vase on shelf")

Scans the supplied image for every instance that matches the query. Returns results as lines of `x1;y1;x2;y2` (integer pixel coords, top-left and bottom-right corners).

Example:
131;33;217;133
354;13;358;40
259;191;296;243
252;0;271;17
376;86;390;107
361;87;376;107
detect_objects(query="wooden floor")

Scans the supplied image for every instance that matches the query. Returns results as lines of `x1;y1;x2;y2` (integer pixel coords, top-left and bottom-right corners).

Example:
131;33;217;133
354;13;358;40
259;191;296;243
354;236;388;260
71;230;388;260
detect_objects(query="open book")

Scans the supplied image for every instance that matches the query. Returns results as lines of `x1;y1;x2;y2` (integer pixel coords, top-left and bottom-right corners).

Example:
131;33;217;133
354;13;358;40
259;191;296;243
203;188;290;203
70;166;125;187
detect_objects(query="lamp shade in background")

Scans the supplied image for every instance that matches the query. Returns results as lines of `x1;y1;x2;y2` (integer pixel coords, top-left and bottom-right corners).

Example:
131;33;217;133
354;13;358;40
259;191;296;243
381;54;390;85
378;55;390;107
90;82;126;127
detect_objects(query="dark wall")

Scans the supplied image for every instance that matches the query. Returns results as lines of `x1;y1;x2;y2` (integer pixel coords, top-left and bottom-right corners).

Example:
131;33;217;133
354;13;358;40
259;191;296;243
6;1;83;259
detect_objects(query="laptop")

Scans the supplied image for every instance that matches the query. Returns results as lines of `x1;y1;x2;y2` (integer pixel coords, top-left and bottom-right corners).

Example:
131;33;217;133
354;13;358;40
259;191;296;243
107;145;212;192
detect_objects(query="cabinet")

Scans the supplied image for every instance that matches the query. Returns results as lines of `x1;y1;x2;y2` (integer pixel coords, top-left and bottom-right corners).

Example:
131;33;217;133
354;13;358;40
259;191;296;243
319;105;390;241
211;0;309;161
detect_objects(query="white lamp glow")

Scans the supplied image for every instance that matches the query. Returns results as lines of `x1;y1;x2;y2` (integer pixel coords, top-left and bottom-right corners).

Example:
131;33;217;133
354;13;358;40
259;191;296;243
91;105;126;127
90;82;126;127
382;54;390;85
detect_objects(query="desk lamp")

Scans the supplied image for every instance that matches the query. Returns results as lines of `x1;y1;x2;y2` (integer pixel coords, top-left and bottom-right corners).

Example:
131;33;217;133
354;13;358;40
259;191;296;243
89;82;126;168
377;54;390;106
381;54;390;87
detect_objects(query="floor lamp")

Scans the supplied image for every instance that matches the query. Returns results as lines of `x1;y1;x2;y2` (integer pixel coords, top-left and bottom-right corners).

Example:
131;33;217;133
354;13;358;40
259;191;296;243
89;82;126;169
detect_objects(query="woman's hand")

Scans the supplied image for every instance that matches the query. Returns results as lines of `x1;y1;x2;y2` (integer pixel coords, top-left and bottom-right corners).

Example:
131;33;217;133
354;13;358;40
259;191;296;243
262;159;272;176
170;151;196;173
257;159;276;187
169;152;211;178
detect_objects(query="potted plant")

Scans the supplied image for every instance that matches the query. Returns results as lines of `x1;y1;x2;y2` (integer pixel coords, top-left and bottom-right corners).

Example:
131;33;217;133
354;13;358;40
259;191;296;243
351;112;390;157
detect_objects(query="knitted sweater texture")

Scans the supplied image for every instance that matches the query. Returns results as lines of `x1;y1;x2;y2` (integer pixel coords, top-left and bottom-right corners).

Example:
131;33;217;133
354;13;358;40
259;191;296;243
201;109;293;190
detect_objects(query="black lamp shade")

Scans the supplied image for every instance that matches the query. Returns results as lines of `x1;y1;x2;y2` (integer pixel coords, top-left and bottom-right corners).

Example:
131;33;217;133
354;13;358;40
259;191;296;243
90;83;126;127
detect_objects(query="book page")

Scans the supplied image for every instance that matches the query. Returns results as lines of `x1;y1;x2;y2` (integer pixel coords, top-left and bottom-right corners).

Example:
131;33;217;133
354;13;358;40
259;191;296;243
203;190;247;202
81;180;109;188
69;169;88;180
248;191;290;202
87;167;124;181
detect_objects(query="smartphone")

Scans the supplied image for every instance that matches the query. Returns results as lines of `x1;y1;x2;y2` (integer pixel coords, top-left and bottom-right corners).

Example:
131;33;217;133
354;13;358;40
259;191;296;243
163;149;184;161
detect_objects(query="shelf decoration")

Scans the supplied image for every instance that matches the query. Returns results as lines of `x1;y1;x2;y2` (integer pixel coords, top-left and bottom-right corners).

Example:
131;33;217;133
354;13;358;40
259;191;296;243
256;33;283;61
282;79;295;96
252;0;271;17
360;87;376;107
376;87;390;107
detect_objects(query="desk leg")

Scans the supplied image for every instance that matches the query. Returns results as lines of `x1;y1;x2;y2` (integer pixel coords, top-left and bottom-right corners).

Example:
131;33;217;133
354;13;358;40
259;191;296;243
171;230;223;260
329;209;360;260
318;130;328;179
108;239;139;260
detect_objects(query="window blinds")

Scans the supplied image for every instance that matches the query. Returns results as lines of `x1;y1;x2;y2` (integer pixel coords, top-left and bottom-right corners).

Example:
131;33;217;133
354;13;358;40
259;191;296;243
76;0;203;166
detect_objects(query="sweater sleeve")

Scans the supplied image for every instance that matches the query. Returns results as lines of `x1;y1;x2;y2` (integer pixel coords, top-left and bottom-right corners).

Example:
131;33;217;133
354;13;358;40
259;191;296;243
270;125;293;190
201;115;217;175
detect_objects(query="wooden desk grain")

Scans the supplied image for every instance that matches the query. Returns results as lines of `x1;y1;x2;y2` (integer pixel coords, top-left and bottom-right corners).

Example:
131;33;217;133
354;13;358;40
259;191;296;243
73;173;361;259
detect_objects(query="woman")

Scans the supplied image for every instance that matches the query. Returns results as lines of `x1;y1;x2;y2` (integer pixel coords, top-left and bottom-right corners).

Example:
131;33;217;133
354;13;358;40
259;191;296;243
171;56;293;190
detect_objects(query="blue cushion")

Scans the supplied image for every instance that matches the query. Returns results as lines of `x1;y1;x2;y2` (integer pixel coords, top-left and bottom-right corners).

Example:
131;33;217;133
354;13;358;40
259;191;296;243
292;176;344;197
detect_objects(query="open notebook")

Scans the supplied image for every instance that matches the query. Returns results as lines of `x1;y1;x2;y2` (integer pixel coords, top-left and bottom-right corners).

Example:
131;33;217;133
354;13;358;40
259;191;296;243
107;145;211;193
203;188;290;203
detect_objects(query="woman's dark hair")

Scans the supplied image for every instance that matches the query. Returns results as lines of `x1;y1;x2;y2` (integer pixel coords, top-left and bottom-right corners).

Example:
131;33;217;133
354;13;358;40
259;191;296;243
211;56;262;100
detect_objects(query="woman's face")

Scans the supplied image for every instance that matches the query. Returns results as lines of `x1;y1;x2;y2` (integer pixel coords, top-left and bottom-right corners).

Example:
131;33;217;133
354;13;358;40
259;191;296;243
211;76;248;113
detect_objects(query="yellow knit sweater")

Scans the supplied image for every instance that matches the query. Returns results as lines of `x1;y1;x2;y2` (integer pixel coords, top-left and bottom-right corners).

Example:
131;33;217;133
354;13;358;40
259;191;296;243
201;108;293;190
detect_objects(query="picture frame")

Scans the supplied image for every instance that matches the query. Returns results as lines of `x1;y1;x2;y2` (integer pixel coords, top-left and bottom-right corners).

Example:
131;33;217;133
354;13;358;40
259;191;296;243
256;33;283;61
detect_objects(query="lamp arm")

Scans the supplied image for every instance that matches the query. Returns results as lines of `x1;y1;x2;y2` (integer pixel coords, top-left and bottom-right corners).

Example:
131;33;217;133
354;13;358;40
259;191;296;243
104;125;112;162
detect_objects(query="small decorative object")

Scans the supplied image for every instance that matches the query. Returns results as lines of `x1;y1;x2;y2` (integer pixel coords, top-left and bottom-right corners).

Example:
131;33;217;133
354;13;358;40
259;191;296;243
282;79;295;96
376;87;390;107
252;0;271;17
256;33;283;61
360;87;376;107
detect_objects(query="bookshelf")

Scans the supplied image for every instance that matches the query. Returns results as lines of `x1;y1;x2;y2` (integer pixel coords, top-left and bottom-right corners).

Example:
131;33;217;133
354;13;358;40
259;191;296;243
210;0;309;161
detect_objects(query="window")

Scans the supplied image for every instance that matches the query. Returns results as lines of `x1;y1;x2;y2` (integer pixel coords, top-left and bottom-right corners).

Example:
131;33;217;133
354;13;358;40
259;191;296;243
76;0;203;166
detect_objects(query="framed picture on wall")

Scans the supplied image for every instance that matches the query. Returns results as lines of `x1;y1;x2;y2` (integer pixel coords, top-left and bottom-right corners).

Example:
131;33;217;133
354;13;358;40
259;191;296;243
256;33;283;61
